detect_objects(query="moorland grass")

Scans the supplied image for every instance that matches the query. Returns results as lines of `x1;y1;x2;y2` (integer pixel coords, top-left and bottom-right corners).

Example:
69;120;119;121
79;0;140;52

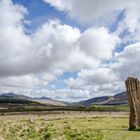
0;104;129;113
0;114;140;140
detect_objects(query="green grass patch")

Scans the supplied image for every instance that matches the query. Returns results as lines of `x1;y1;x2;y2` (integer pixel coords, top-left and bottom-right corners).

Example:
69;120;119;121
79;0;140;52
88;105;129;112
0;115;140;140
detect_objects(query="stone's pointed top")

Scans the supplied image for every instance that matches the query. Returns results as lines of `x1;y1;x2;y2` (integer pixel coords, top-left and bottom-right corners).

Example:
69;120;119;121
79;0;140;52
125;77;139;91
126;77;137;80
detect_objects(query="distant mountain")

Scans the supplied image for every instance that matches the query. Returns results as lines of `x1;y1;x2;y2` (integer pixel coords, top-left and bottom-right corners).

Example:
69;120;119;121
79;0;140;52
0;93;69;106
0;92;128;107
0;93;39;105
33;96;52;100
78;92;128;106
33;97;70;106
0;93;31;100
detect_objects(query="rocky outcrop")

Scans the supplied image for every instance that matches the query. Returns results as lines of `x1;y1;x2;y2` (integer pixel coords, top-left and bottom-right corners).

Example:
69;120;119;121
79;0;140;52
125;77;140;130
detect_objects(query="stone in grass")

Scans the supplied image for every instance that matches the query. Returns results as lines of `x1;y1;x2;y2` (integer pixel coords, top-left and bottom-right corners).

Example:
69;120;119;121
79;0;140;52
125;77;140;130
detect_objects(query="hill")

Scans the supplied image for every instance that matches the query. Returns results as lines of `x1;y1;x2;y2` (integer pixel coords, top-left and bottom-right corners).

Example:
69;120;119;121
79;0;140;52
0;93;39;105
0;93;69;106
33;97;69;106
0;92;128;107
78;92;128;106
0;93;31;100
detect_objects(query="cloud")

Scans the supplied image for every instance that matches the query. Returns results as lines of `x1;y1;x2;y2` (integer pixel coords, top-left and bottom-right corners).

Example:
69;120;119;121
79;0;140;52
0;0;31;77
31;88;90;102
79;27;120;59
0;0;94;77
44;0;129;24
66;68;123;97
113;42;140;80
0;0;121;101
0;0;119;78
44;0;140;43
31;20;98;73
66;42;140;98
1;0;140;102
116;0;140;43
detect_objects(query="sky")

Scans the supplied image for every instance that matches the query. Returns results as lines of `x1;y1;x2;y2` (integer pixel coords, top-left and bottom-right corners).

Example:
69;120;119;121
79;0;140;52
0;0;140;102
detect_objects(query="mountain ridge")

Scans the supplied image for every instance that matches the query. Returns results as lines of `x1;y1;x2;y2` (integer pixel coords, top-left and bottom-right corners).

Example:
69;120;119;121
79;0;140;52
0;93;69;106
0;92;128;106
77;91;128;106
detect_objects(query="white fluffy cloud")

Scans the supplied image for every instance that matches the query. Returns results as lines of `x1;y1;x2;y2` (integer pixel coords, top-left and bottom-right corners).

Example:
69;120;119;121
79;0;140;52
0;0;93;77
31;20;98;73
116;0;140;43
66;68;123;97
43;0;140;100
66;42;140;98
113;42;140;80
0;0;121;101
31;88;90;102
0;0;31;77
1;0;140;101
44;0;129;24
0;0;120;78
45;0;140;42
79;27;120;59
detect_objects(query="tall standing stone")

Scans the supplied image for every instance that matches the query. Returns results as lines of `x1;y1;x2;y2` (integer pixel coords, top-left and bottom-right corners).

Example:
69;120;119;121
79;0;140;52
125;77;140;130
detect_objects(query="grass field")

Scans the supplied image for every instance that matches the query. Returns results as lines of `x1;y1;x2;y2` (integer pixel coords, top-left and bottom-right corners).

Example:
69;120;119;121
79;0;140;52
0;112;139;140
0;104;129;113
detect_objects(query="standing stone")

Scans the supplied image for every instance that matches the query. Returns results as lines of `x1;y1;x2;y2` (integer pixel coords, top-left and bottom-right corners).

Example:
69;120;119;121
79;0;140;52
125;77;140;130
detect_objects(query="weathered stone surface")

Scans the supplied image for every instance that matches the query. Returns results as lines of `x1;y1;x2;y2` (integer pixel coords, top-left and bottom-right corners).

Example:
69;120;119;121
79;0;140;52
125;77;140;130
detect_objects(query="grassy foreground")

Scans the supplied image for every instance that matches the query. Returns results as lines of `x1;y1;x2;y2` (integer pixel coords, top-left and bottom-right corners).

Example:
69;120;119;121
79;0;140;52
0;112;139;140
